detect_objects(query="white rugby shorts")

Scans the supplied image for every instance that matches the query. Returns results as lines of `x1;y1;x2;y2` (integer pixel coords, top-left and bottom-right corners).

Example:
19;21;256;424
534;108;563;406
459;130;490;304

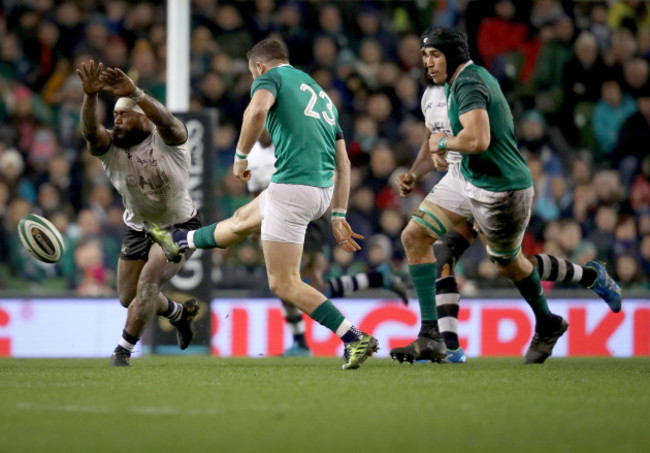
259;182;333;244
424;163;533;258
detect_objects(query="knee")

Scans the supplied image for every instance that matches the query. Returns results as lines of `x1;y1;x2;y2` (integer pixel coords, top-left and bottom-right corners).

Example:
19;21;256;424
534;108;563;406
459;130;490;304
118;294;132;308
232;206;254;234
268;274;298;300
401;224;428;251
268;276;285;299
136;278;160;303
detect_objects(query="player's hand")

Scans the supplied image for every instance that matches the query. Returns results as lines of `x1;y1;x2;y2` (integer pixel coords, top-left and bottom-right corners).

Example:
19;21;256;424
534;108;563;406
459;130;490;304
76;60;105;95
432;151;448;171
396;172;416;197
233;159;251;182
332;219;364;252
429;132;447;155
99;67;137;97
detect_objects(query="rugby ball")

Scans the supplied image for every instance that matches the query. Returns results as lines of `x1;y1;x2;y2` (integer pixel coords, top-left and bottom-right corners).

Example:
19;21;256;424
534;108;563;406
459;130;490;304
17;213;65;263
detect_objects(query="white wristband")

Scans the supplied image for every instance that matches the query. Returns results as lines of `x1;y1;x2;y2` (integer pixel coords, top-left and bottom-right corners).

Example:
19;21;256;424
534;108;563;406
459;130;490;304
129;87;145;103
331;208;346;222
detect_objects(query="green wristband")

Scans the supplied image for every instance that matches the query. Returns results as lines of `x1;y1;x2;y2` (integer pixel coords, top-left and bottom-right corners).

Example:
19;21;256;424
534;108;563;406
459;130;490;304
439;136;448;151
235;151;248;160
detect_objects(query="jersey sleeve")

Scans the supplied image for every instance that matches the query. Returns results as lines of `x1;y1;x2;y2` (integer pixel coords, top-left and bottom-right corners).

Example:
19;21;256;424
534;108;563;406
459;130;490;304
455;74;489;116
251;70;282;98
335;123;344;141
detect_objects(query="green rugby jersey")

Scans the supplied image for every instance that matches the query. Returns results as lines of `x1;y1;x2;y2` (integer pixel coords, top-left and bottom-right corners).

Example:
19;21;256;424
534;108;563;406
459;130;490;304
250;65;342;188
445;64;532;192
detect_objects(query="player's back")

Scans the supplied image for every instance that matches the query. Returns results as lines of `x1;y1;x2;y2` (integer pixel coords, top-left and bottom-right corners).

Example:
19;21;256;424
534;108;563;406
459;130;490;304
252;65;340;188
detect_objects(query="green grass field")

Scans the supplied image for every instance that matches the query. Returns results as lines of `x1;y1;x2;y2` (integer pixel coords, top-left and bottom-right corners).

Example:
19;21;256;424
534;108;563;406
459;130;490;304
1;356;648;453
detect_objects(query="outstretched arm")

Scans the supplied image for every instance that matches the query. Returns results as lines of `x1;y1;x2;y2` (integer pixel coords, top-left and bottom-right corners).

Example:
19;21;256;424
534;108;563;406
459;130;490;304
100;67;187;145
76;60;112;156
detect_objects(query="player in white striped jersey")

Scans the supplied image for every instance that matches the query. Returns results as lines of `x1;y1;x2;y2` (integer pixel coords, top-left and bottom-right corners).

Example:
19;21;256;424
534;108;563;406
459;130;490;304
77;60;201;366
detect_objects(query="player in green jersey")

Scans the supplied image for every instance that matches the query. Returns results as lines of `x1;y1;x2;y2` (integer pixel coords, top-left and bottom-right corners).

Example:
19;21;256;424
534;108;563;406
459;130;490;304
147;38;378;370
390;28;571;365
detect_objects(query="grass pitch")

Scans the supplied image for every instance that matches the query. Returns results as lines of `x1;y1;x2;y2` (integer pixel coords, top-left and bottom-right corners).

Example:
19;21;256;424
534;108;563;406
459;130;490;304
1;356;648;453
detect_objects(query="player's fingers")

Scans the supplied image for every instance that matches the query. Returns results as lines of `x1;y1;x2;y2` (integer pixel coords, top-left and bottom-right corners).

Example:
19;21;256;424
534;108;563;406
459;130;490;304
350;232;364;240
346;239;361;251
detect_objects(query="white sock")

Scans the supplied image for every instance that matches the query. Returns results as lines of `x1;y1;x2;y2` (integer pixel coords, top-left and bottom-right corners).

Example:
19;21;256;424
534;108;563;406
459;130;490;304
187;230;196;249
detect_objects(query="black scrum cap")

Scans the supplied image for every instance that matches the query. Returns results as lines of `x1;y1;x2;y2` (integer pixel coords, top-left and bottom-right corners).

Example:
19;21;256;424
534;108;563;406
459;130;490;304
420;27;470;80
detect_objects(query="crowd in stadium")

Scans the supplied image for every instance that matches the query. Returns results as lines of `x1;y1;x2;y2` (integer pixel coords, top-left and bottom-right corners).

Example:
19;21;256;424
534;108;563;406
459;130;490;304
0;0;649;295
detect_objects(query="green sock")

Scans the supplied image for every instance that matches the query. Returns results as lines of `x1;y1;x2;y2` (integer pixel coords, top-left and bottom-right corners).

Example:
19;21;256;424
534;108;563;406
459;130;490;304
193;223;219;249
410;263;437;322
311;299;345;333
514;268;551;322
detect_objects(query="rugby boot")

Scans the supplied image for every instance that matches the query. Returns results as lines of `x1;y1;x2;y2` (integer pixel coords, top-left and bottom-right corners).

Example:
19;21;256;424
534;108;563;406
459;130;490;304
110;346;131;367
171;299;199;350
524;314;568;364
145;223;186;263
341;333;379;370
390;325;446;364
585;260;622;313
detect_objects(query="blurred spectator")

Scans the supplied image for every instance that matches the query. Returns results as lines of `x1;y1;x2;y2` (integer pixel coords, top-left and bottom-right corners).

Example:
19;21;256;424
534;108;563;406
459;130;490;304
355;38;384;91
592;77;636;159
608;0;650;31
588;204;618;264
353;3;398;60
212;4;253;59
0;148;36;203
217;240;269;291
613;215;638;258
621;58;649;98
74;238;114;296
54;1;85;59
273;1;312;67
615;254;647;290
347;185;378;242
246;0;277;43
309;34;339;74
561;31;607;145
639;234;650;276
365;92;399;142
557;219;597;264
585;2;611;52
612;84;650;186
316;2;350;51
529;14;575;115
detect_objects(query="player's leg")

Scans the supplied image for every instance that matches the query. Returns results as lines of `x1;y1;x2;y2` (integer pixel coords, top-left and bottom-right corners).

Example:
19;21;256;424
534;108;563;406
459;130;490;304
147;196;263;261
433;222;475;363
111;227;198;366
112;245;197;366
327;268;408;304
261;183;376;370
280;300;311;356
280;221;329;356
389;217;446;363
477;187;566;364
262;240;376;369
527;255;622;312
